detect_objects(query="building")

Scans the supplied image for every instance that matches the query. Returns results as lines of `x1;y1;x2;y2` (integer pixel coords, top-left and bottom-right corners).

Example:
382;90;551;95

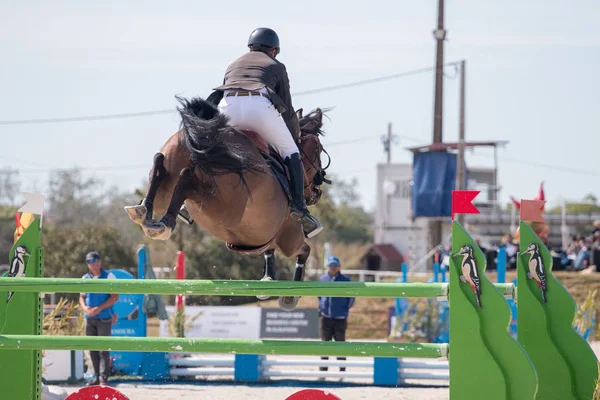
374;162;497;272
359;243;405;272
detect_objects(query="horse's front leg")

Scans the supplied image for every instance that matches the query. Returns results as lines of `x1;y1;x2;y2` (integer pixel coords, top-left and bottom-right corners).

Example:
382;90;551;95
257;249;276;301
279;243;310;311
142;166;194;240
125;153;167;225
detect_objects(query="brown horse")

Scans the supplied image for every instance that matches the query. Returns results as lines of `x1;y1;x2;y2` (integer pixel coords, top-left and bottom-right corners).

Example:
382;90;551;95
125;96;330;310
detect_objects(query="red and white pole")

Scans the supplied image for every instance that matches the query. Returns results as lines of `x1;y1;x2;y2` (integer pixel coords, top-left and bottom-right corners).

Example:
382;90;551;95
175;251;185;310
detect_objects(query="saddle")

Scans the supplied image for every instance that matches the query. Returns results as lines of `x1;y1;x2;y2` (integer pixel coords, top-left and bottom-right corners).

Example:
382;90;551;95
239;129;293;202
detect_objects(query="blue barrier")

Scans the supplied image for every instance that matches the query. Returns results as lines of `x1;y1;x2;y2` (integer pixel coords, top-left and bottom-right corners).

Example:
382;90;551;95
374;357;400;386
497;247;506;284
142;352;445;385
392;262;449;344
109;246;148;376
495;247;518;337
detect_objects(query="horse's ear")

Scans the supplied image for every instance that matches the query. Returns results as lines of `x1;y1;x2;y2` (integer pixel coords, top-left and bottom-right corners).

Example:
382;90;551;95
296;108;303;120
315;108;323;125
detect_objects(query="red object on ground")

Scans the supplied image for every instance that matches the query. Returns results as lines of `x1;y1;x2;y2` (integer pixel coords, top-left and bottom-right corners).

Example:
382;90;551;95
176;250;185;310
285;389;343;400
65;386;130;400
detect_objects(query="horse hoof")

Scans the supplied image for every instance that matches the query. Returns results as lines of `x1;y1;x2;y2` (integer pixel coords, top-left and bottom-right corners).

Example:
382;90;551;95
279;296;299;311
142;220;172;241
124;205;147;225
257;276;273;301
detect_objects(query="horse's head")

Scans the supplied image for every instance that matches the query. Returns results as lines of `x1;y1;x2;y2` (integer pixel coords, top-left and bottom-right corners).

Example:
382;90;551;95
297;107;331;206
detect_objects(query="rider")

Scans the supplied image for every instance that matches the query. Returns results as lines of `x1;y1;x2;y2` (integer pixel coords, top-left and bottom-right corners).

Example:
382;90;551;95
206;27;323;239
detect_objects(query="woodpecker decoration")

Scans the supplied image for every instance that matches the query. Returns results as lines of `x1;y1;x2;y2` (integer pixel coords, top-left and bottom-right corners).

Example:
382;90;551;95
453;244;482;308
521;242;548;303
7;245;29;303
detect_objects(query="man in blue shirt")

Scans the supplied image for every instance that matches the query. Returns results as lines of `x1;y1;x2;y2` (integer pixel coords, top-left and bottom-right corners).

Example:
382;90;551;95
317;256;355;374
79;251;119;386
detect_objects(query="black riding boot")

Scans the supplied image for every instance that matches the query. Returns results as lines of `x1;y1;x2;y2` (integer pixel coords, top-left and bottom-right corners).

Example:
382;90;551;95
285;153;323;238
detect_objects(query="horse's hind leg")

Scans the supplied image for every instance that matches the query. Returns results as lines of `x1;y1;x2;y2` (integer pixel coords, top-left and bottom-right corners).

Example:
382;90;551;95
142;166;194;240
257;249;276;301
279;243;310;311
125;153;167;225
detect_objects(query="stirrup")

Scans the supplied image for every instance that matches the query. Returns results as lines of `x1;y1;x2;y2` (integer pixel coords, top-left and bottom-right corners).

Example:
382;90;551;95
177;205;194;226
302;214;323;239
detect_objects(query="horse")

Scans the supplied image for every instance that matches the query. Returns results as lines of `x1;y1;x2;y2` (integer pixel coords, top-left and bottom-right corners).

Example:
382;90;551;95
124;96;331;310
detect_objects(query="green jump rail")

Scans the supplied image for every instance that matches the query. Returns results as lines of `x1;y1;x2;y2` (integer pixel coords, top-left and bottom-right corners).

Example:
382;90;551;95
0;277;513;298
0;335;447;358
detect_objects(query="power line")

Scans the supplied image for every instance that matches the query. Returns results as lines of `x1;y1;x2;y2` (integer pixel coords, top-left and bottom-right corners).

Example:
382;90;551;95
17;165;149;174
292;64;457;96
472;151;600;177
9;149;600;178
0;110;174;126
0;62;459;126
325;136;376;146
6;129;595;177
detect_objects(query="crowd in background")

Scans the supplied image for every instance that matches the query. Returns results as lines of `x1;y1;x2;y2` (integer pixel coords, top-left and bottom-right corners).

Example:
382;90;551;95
561;220;600;271
435;220;600;273
497;220;600;272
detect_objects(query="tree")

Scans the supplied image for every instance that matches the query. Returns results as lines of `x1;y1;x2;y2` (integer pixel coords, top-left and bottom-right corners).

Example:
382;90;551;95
311;175;374;244
46;169;104;226
0;206;18;262
547;193;600;214
43;224;137;301
582;193;598;204
0;167;21;206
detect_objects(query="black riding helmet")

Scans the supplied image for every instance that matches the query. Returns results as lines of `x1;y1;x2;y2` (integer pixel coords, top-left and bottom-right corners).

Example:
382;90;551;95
247;27;280;55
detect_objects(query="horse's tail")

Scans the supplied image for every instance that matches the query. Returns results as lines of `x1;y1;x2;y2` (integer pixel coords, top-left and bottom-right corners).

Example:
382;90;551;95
175;96;266;188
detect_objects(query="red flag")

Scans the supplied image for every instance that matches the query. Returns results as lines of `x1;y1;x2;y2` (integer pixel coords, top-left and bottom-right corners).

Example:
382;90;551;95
451;190;481;220
520;199;546;223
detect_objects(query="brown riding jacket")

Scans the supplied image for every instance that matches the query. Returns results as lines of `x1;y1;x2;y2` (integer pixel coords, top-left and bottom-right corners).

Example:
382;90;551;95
213;51;300;140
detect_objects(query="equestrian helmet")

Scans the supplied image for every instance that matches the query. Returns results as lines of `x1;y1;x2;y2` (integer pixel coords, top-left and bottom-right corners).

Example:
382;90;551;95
247;27;280;52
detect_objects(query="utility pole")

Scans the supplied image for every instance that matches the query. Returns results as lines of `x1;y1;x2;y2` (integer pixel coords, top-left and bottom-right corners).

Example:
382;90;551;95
432;0;446;144
455;60;466;225
381;122;397;164
387;122;392;163
428;0;447;267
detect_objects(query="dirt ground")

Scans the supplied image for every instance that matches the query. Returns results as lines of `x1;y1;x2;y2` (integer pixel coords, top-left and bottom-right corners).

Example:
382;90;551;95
61;380;449;400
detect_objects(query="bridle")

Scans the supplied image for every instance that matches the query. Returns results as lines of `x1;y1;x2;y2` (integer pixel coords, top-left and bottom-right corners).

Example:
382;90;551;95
298;134;331;188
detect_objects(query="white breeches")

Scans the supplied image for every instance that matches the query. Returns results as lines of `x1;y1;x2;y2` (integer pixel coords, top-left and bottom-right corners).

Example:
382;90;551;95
218;89;299;159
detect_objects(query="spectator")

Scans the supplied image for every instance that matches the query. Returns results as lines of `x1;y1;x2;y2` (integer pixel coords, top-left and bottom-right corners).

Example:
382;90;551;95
317;256;355;377
592;220;600;236
573;238;591;271
79;251;119;386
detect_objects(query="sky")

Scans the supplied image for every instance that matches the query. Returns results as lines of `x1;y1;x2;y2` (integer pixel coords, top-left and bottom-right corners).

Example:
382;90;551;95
1;0;599;212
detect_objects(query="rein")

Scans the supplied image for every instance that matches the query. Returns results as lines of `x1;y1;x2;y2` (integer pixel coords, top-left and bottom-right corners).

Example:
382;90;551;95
299;134;332;188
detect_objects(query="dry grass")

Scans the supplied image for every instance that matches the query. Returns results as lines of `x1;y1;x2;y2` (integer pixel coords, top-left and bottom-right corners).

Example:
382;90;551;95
596;362;600;400
165;305;204;338
42;298;86;373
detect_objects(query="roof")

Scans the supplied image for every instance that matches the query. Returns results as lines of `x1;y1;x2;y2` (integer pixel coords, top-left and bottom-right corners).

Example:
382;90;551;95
406;141;509;153
361;244;404;263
